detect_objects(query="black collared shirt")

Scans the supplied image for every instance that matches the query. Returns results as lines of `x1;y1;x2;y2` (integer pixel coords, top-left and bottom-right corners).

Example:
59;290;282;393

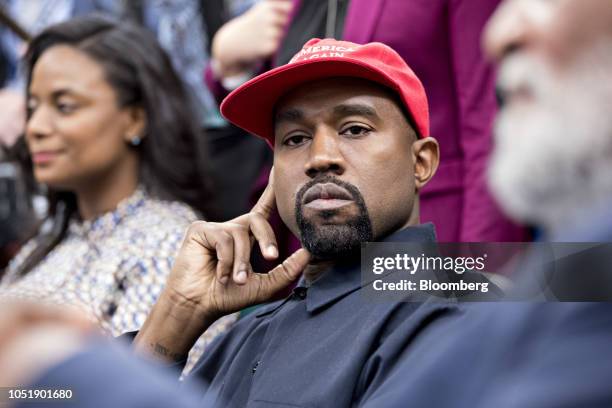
185;224;460;407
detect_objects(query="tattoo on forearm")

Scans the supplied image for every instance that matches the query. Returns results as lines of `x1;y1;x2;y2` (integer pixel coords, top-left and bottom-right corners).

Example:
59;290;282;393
151;342;185;362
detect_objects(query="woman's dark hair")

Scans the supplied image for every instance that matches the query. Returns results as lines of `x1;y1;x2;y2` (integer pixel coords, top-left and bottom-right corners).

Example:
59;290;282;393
14;14;213;276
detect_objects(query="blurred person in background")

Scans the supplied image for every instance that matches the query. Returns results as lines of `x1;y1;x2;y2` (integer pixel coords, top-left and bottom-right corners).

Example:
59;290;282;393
359;0;612;406
0;0;117;148
487;0;612;239
207;0;529;244
0;6;45;274
120;0;258;131
115;0;268;221
0;30;6;87
0;143;38;273
0;15;236;374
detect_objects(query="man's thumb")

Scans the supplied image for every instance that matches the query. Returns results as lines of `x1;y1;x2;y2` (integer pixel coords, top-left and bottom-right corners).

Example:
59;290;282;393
256;249;310;301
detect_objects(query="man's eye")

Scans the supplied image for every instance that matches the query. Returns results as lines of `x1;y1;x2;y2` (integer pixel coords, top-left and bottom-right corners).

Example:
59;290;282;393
341;125;371;136
283;134;310;146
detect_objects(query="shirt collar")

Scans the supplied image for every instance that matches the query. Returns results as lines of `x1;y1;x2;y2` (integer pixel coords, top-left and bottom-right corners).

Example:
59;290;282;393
305;223;437;313
68;187;148;240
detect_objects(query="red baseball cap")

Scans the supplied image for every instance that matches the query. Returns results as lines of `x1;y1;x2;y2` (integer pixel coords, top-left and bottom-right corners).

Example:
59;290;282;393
220;38;430;148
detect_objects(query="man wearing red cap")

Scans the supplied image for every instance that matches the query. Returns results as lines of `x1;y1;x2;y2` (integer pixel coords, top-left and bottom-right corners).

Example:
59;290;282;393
129;39;456;407
0;39;462;407
209;0;527;243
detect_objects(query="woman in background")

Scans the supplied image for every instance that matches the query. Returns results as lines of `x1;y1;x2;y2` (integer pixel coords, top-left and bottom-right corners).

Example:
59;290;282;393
0;15;235;372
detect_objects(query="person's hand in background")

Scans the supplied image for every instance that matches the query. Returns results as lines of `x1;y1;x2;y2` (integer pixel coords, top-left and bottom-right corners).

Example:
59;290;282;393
0;89;25;147
211;0;293;79
0;300;96;388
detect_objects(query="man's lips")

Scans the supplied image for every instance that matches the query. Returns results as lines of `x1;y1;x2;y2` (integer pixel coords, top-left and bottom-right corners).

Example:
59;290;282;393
302;183;354;211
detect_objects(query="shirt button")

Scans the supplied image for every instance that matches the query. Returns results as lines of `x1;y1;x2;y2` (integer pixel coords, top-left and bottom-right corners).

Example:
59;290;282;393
252;360;261;374
294;287;307;300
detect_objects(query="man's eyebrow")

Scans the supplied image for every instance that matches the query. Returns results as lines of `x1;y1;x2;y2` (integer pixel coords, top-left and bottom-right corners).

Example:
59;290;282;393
332;103;378;119
275;108;304;124
275;103;378;125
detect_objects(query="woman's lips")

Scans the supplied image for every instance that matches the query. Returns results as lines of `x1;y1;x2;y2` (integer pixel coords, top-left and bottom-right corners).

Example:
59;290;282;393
31;151;61;164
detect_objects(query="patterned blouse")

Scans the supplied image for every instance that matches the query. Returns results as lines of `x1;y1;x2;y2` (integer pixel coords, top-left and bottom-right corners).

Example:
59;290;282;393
0;187;236;374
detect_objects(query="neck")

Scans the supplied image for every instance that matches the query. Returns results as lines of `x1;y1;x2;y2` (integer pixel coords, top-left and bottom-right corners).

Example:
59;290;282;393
75;156;140;220
304;249;365;284
397;196;421;232
304;259;335;284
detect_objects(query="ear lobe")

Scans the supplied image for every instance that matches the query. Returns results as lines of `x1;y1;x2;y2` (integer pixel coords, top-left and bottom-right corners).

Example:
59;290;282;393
123;107;147;143
412;137;440;190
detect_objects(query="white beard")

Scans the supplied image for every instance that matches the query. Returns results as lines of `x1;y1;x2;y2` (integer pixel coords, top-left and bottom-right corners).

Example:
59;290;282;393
488;44;612;235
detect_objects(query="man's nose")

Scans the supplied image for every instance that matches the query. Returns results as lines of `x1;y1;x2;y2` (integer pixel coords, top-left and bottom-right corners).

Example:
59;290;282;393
484;0;553;61
26;105;53;141
304;128;345;178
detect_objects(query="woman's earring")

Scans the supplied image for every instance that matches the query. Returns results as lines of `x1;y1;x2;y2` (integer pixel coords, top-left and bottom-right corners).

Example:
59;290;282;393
129;136;142;146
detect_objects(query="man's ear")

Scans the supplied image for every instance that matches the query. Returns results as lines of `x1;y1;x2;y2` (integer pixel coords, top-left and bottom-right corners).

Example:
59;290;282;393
412;137;440;190
123;107;147;143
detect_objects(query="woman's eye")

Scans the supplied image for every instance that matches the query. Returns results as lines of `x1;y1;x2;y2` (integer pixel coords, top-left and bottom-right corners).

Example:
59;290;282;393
284;134;310;146
57;102;77;114
341;125;371;136
26;103;37;116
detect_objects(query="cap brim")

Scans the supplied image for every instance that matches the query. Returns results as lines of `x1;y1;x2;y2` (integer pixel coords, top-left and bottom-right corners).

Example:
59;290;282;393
220;58;402;148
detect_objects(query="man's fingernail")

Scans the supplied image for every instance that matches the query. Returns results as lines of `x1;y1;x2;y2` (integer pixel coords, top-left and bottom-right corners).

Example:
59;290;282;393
236;270;247;283
219;276;228;285
267;245;278;257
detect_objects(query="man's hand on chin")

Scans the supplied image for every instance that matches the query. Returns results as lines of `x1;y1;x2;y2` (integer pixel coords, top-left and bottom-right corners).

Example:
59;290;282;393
134;169;311;363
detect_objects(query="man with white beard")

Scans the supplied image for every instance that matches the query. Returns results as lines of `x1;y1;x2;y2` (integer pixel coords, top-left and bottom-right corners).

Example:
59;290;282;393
487;0;612;237
360;0;612;406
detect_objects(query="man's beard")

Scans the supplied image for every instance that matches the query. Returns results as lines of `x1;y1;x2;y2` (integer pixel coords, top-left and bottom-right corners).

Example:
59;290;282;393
488;43;612;234
295;175;373;259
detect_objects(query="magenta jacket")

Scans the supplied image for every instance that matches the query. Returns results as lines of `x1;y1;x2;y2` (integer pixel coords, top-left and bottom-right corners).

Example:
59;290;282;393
207;0;529;242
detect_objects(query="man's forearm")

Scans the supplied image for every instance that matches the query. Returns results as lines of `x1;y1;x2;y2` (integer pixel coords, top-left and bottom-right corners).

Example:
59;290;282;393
133;289;217;364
